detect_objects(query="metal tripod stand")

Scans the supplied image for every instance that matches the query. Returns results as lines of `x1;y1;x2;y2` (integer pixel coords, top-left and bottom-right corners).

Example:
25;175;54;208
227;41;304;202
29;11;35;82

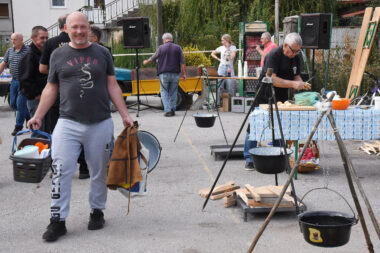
247;91;379;253
202;68;300;213
128;49;162;117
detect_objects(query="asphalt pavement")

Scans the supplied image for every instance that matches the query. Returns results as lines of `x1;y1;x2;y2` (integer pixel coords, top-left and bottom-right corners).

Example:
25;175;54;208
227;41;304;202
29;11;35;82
0;96;379;253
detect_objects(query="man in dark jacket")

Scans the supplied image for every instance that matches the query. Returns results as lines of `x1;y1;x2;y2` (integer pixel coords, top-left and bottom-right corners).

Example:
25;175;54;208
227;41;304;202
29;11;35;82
19;26;49;134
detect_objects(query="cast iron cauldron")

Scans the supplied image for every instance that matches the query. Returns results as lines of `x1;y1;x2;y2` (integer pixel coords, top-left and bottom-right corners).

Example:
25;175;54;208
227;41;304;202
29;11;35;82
193;113;217;128
248;147;293;174
298;211;357;247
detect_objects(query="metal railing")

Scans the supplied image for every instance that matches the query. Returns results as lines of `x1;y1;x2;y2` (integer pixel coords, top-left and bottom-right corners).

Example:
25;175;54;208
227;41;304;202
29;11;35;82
24;0;153;45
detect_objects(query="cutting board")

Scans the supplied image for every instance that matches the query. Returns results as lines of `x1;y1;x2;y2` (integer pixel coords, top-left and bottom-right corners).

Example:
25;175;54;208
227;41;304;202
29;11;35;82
259;104;316;111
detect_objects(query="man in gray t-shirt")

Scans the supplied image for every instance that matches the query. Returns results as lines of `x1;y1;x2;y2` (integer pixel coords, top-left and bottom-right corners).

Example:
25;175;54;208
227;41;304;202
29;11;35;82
48;42;114;123
28;12;134;242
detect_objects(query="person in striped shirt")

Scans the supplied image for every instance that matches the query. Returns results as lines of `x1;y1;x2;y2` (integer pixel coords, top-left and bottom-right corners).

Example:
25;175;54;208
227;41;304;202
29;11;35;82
0;32;30;135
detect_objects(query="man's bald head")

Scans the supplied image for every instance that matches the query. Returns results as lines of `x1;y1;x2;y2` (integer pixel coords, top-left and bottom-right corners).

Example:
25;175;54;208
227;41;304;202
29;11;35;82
66;12;89;26
65;12;90;49
11;32;23;40
11;32;23;49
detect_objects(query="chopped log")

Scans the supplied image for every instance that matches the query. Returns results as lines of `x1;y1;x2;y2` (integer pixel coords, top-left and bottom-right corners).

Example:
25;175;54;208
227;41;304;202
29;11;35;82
359;146;373;155
252;185;291;198
236;189;256;207
210;191;233;200
267;185;295;205
199;181;239;198
223;194;236;208
364;142;377;153
245;184;262;201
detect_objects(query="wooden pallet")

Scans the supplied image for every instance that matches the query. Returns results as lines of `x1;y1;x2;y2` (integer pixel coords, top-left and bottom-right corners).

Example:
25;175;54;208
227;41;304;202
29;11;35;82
236;185;295;208
259;104;316;111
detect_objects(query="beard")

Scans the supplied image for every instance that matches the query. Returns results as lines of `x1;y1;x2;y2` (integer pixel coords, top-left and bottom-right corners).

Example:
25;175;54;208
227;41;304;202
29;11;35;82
69;33;88;46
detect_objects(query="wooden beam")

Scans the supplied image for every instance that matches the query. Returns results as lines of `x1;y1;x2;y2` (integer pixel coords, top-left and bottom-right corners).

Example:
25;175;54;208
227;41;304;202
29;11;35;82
346;7;380;98
199;181;238;198
245;184;262;202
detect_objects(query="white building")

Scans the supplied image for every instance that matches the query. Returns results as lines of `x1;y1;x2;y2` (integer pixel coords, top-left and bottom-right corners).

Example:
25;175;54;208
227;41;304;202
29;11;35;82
5;0;144;42
12;0;101;41
0;0;14;45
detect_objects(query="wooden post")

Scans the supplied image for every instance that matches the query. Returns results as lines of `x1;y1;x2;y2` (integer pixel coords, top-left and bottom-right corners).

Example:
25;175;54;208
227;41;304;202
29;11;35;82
327;113;374;252
346;7;380;99
156;0;163;47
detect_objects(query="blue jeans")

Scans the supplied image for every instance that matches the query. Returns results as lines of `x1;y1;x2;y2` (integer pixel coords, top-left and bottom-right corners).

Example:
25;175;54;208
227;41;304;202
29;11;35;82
10;79;30;127
10;79;18;110
217;64;236;102
244;131;257;163
159;73;179;112
27;99;50;138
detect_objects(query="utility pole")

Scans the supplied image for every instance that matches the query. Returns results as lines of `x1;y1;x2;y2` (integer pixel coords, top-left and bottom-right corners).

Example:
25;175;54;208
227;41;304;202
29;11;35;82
275;0;279;44
156;0;163;47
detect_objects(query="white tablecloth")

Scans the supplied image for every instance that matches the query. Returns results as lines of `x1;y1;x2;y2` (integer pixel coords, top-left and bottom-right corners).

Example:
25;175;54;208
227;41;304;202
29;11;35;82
249;107;380;141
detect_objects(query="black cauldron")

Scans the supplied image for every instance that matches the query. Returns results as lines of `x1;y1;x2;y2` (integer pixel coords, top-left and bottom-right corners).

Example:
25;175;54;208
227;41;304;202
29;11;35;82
298;211;357;247
248;147;293;174
193;113;217;128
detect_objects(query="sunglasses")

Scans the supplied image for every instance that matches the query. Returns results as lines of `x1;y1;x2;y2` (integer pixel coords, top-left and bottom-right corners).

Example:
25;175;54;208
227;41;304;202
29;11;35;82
288;44;300;55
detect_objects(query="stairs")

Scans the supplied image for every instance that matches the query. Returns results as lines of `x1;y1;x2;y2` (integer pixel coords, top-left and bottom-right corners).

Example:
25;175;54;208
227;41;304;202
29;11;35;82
25;0;153;44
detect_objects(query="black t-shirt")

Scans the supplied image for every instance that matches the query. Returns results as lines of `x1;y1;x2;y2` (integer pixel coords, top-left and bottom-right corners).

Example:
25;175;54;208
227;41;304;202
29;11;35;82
40;32;70;66
257;46;301;103
48;43;115;124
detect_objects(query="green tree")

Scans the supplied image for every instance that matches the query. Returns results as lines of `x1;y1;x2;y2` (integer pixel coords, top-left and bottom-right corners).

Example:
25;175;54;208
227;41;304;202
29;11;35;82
248;0;337;34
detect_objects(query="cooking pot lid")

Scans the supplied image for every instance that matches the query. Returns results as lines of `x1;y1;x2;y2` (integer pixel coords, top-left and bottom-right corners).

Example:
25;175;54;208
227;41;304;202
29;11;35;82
249;147;293;156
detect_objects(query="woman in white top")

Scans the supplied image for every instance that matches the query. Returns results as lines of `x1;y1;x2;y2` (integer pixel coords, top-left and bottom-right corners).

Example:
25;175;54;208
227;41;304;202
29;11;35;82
211;34;237;100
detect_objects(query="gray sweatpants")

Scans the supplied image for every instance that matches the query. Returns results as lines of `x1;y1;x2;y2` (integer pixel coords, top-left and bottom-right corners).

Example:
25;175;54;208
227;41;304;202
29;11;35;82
50;118;113;220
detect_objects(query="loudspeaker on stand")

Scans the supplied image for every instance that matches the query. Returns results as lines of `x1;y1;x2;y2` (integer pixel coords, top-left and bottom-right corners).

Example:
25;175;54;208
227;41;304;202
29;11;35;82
120;17;151;49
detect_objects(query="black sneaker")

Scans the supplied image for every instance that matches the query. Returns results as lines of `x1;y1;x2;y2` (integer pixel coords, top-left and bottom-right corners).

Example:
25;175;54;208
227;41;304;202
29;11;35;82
79;163;90;179
164;111;174;117
11;125;23;136
88;209;105;230
42;219;67;242
245;162;255;171
79;172;90;179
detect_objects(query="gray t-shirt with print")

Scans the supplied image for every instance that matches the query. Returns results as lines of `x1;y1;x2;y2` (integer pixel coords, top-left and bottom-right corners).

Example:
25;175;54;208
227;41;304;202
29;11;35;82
48;43;115;124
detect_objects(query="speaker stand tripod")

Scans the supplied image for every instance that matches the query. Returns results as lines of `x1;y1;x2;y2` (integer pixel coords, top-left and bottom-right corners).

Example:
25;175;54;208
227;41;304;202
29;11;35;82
128;49;163;117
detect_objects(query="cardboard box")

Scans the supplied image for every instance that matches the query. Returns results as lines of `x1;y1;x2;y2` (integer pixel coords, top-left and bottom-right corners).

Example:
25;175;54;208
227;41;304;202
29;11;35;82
220;93;231;112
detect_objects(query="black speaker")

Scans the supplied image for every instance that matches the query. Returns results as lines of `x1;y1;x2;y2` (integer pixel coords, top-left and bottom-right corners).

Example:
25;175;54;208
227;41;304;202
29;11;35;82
120;17;150;49
300;13;331;49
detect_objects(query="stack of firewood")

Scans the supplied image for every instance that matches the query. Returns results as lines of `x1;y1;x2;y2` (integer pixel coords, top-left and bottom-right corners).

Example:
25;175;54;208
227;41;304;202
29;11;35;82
199;181;240;201
359;141;380;156
199;182;304;209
